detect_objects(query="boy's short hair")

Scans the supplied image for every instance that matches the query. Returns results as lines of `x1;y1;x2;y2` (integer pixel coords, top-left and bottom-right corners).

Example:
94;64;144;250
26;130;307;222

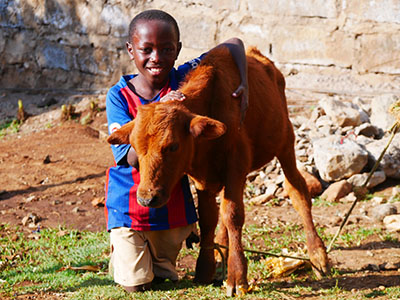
128;9;180;42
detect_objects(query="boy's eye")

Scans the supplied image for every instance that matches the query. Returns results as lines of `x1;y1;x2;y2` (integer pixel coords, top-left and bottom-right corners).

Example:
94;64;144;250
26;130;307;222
163;48;173;53
140;47;152;53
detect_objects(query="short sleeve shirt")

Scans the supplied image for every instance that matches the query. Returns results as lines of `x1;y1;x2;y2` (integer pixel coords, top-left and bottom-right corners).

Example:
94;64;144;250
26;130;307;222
105;55;205;231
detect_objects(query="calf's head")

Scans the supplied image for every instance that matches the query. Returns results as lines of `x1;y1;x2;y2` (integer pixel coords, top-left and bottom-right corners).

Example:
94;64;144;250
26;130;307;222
107;102;226;208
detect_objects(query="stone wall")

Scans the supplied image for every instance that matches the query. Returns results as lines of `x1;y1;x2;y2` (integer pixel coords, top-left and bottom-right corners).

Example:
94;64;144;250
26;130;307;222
1;0;400;100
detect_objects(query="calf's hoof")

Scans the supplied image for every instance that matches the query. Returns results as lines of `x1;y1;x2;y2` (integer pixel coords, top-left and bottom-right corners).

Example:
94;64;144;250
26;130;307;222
309;247;330;279
194;248;216;284
226;283;249;297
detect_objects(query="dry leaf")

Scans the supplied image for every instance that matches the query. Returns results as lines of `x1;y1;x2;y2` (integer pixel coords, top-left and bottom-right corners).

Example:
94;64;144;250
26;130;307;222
59;265;101;272
57;230;68;237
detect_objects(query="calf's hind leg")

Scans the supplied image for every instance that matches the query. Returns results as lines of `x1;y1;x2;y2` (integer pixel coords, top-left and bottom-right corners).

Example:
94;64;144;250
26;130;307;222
277;149;330;278
215;191;229;262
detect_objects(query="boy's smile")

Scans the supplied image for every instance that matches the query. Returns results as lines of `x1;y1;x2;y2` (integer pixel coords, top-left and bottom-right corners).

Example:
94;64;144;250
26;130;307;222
127;19;182;98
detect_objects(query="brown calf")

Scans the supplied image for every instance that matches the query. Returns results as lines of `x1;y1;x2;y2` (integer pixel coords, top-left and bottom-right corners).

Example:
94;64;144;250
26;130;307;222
108;47;329;296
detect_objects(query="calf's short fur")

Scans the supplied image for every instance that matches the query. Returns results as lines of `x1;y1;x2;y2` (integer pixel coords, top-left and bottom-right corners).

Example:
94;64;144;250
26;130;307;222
108;47;329;296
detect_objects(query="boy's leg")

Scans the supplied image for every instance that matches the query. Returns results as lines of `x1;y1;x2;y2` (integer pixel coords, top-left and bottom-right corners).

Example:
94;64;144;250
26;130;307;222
145;224;194;281
109;227;154;290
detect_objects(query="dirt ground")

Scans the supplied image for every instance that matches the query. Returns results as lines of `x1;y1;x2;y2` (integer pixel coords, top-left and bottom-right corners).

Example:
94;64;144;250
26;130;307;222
1;91;400;299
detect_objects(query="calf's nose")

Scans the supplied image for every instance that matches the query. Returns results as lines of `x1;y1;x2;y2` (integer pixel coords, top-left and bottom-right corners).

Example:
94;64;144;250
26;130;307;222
137;195;160;208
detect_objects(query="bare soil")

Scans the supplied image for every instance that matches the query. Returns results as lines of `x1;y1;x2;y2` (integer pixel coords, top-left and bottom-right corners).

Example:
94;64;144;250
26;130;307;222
1;91;400;299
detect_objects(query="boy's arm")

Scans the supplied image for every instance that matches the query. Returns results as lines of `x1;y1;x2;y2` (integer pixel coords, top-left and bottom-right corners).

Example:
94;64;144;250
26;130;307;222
215;38;248;123
106;88;138;167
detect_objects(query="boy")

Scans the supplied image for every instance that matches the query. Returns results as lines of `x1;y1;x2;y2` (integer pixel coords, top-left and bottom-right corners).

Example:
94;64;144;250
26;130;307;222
105;9;248;292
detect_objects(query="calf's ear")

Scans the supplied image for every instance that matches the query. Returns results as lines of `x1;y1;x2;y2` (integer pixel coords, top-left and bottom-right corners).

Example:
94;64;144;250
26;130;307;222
189;115;226;139
107;120;135;145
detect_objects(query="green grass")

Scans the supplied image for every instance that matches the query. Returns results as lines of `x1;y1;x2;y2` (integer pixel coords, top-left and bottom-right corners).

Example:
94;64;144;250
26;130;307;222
1;225;111;298
1;219;400;299
0;119;20;138
1;224;284;299
312;196;338;207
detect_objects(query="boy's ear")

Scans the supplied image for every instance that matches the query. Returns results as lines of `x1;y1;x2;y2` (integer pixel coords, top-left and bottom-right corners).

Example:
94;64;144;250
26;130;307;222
126;42;134;60
189;115;226;140
107;121;135;145
176;41;182;60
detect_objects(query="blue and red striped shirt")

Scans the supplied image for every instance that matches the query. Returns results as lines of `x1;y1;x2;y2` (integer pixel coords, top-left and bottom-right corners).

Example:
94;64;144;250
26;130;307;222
105;56;204;231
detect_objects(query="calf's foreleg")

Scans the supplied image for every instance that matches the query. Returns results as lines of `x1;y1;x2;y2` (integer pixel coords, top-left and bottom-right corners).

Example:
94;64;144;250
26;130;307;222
220;182;248;296
194;189;219;284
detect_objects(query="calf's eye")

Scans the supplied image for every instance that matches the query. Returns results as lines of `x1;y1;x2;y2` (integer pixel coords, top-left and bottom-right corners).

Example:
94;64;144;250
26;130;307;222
169;143;179;152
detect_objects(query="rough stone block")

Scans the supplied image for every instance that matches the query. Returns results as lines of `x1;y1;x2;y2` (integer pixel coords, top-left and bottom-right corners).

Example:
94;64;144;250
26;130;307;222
35;42;72;71
271;24;354;67
247;0;338;18
100;4;130;37
75;1;103;34
313;135;369;182
370;94;398;131
219;15;275;56
319;97;361;127
0;30;5;53
42;0;74;29
180;15;218;50
197;0;240;10
365;134;400;179
343;0;400;23
5;31;35;64
321;180;353;202
356;32;400;74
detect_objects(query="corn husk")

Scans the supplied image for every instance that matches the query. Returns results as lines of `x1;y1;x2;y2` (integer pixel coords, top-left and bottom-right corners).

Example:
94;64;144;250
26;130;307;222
263;250;306;277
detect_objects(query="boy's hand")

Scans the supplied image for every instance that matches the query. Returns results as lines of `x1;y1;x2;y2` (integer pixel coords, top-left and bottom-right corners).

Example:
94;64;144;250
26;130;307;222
232;83;248;124
185;231;200;249
160;91;186;103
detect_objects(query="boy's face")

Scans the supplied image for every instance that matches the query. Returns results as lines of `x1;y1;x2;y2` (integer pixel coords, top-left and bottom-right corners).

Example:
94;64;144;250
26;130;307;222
126;20;182;88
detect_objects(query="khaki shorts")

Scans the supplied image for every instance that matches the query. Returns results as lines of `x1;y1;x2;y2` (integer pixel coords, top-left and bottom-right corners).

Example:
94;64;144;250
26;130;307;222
109;224;194;287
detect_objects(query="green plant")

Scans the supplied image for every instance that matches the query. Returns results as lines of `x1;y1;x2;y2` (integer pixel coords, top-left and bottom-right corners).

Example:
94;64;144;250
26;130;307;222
312;196;337;207
364;289;386;298
0;119;20;138
379;232;399;243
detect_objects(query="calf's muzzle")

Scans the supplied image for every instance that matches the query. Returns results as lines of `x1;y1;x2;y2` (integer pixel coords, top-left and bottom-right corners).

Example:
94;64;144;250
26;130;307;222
137;188;167;208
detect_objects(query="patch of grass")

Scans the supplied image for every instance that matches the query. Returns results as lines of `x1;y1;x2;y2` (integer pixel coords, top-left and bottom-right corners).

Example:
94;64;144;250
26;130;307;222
379;232;399;243
265;197;282;207
363;193;375;201
0;225;111;297
322;279;343;297
242;222;307;257
312;196;338;207
0;119;20;138
384;286;400;299
364;289;386;298
337;227;380;247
